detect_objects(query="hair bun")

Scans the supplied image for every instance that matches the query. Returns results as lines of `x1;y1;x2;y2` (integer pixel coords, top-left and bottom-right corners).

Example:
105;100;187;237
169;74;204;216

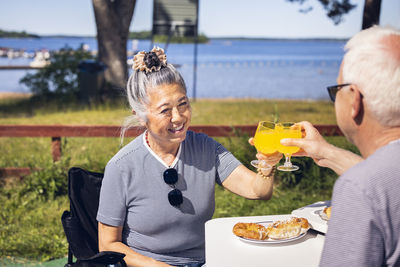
144;52;160;69
133;46;167;73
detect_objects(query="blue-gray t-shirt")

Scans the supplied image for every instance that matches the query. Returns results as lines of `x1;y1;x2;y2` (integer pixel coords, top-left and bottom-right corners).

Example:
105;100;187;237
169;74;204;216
97;130;241;265
320;139;400;267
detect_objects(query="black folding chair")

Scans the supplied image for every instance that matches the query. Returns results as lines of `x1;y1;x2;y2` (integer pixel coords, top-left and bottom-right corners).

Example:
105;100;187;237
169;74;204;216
61;167;127;267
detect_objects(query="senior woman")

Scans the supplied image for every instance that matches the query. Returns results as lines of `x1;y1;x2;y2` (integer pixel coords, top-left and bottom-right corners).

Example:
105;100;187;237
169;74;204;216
96;47;281;267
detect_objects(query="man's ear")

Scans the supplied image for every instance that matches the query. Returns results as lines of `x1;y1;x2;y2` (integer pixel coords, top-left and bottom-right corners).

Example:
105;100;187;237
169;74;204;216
350;85;364;125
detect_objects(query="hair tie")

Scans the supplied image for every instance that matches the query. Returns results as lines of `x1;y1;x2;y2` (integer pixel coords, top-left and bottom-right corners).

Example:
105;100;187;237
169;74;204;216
133;46;167;73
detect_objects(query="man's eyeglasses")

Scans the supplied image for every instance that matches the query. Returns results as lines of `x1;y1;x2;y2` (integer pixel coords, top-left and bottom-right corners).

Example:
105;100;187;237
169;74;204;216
163;168;183;207
327;84;350;102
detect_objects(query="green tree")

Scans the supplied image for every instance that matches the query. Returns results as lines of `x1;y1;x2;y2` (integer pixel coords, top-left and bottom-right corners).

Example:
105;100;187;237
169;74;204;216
288;0;383;30
287;0;356;25
20;47;93;97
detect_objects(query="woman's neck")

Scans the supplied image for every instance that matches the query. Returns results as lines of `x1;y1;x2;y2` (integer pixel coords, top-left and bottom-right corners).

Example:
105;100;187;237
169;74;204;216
146;131;179;166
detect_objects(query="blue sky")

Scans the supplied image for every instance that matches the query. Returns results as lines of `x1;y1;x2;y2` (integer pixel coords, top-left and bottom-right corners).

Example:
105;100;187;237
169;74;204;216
0;0;399;38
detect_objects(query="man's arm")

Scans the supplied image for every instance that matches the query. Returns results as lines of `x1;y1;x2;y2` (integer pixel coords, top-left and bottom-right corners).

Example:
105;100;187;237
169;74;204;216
278;121;363;175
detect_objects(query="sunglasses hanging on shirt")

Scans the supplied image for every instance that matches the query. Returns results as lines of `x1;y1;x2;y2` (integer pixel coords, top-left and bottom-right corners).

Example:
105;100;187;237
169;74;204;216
163;168;183;206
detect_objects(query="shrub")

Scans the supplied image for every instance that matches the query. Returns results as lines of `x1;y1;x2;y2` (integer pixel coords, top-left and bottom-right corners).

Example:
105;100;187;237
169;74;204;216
277;156;338;193
18;157;70;201
20;47;94;97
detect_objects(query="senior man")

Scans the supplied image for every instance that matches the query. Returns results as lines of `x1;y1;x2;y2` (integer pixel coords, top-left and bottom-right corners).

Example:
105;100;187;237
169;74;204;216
276;26;400;266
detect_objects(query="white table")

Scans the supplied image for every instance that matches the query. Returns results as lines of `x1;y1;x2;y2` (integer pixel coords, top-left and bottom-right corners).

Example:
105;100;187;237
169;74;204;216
205;214;325;267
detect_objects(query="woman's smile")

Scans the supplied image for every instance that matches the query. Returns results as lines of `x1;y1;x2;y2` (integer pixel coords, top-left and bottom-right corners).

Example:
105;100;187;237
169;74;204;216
168;124;185;134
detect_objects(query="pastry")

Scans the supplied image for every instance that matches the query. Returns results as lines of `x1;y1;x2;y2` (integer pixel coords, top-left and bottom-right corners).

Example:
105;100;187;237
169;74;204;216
233;217;309;241
267;217;310;240
232;222;268;240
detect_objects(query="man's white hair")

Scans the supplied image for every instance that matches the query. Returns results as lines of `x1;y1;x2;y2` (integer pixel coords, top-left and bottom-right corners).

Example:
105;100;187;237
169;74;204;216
342;25;400;126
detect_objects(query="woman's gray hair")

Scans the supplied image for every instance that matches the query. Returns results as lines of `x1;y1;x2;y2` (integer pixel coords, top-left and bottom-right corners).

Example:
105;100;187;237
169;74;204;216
342;25;400;127
121;63;187;142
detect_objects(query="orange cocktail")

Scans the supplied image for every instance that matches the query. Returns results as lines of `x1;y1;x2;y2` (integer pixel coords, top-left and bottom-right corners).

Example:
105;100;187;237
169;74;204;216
253;121;277;154
275;123;301;154
250;121;275;171
275;122;301;171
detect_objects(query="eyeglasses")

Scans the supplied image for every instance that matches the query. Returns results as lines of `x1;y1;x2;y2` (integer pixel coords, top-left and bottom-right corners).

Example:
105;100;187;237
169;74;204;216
327;83;351;102
163;168;183;207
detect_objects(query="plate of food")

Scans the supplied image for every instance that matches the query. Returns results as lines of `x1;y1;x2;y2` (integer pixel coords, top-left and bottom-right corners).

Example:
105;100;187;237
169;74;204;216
291;200;331;234
232;217;310;244
317;206;331;221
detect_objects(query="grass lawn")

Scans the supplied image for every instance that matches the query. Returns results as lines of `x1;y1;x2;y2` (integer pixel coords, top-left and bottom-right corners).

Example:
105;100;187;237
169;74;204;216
0;257;67;266
0;97;355;264
0;97;337;125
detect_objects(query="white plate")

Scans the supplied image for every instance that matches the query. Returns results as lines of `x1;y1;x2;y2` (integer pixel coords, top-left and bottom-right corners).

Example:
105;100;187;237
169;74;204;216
236;221;309;244
317;209;329;221
291;200;331;234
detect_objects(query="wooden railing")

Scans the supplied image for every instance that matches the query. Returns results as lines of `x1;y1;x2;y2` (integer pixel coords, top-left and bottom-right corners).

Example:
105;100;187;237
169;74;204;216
0;124;343;178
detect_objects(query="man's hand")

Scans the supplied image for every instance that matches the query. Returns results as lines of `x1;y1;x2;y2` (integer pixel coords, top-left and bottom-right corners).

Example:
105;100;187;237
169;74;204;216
279;121;362;175
280;121;332;167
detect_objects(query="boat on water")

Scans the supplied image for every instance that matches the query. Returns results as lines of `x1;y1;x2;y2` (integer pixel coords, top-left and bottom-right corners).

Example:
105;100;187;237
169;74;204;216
0;47;33;59
29;50;50;68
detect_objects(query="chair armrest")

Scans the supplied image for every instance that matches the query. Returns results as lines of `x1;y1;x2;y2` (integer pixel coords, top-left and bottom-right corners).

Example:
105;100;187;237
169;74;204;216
78;251;127;266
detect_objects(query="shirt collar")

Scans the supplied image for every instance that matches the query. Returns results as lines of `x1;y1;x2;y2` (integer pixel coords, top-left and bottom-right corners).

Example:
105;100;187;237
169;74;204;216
142;131;182;168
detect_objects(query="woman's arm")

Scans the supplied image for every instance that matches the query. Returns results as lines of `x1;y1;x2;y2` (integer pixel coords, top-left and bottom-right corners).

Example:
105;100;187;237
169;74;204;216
98;222;173;267
222;164;274;200
221;151;281;200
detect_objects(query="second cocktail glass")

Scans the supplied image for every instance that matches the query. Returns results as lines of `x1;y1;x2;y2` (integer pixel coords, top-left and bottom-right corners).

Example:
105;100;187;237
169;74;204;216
275;122;301;171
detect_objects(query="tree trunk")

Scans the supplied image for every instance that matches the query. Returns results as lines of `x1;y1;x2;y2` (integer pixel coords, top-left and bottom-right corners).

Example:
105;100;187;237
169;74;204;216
92;0;136;91
362;0;381;29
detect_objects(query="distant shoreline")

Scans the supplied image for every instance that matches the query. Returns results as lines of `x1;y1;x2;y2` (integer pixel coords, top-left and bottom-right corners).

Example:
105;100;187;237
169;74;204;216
0;92;329;102
0;28;350;41
209;37;349;42
0;35;349;42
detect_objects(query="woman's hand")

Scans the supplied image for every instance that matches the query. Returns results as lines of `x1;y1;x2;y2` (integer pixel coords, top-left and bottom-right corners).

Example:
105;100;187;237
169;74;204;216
248;137;282;166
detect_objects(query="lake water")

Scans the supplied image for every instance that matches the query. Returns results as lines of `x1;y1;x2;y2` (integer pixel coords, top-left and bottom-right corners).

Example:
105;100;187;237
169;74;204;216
0;37;346;100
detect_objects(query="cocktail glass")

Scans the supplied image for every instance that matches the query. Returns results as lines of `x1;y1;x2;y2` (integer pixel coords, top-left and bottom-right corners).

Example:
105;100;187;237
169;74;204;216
276;122;301;171
250;121;275;172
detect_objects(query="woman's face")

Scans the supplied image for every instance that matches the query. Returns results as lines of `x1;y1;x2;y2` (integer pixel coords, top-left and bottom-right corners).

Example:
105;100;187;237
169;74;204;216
145;83;191;146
